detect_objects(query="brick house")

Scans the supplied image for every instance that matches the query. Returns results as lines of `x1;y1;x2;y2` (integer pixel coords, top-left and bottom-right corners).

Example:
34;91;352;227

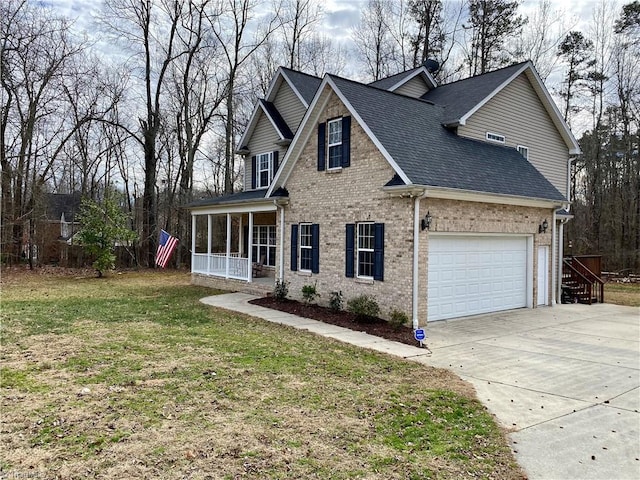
25;192;83;266
190;61;580;327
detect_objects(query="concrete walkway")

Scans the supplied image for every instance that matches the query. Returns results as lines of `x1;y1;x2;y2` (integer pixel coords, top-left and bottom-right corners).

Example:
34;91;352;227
201;294;640;480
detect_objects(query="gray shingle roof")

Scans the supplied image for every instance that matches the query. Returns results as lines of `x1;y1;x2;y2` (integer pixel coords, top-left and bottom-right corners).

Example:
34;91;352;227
420;62;527;125
330;74;565;202
261;100;293;139
188;190;268;208
281;68;322;105
368;67;423;90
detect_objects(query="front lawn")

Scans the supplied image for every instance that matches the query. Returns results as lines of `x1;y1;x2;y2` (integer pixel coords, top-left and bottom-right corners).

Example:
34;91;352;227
0;269;523;479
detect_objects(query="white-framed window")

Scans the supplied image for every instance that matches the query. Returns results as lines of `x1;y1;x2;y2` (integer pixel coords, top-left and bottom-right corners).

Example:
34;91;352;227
486;132;505;143
357;222;375;279
252;225;276;266
516;145;529;160
299;223;313;271
255;152;273;189
327;118;343;169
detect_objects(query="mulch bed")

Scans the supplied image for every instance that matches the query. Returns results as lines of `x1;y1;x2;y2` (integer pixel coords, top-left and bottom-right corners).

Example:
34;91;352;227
249;297;419;347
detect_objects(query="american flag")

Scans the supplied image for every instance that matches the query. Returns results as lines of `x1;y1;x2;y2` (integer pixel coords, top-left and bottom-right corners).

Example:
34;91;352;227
155;229;179;268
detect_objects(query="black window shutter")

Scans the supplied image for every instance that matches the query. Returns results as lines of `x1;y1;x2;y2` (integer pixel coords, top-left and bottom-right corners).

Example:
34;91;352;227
243;226;249;257
251;156;257;189
373;223;384;281
291;224;298;271
311;223;320;274
341;116;351;168
345;223;355;278
317;122;326;171
272;150;279;174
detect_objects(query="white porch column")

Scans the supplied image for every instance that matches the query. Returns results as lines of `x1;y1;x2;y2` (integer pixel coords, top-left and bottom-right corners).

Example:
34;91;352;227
248;212;254;282
191;214;196;269
207;214;213;274
225;213;231;278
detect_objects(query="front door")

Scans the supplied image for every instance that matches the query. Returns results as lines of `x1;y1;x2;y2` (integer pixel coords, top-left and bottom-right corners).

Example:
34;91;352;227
537;245;549;306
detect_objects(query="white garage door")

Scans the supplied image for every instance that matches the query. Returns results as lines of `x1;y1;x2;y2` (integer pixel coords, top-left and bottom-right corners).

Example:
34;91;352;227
428;235;528;321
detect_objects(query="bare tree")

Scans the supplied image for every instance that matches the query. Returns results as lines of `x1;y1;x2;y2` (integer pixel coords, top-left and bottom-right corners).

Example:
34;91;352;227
463;0;527;75
513;0;571;81
1;0;115;266
351;0;397;81
277;0;323;71
100;0;191;267
207;0;280;194
409;0;445;67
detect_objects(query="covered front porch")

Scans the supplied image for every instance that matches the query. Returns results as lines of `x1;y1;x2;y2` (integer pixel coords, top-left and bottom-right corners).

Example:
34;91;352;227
190;197;282;287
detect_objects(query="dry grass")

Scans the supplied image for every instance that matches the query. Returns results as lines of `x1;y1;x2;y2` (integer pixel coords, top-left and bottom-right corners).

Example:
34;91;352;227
1;267;524;479
605;282;640;307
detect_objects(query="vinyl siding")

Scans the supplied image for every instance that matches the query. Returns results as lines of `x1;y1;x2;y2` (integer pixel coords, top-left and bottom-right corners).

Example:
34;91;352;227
273;82;307;133
457;73;569;196
394;76;430;98
245;112;287;191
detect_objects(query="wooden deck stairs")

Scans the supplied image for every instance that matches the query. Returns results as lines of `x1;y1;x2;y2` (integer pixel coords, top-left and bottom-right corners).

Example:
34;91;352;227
562;255;604;304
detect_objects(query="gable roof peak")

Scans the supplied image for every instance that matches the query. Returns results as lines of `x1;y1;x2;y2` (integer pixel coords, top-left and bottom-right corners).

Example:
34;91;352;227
368;64;438;92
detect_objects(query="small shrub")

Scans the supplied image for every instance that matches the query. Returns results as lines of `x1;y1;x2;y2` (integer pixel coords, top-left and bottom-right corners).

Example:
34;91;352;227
273;280;289;301
301;281;320;305
329;290;343;311
347;294;380;322
389;309;409;331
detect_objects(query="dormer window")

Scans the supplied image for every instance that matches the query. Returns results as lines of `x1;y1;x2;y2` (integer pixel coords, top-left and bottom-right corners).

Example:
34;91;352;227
251;151;279;189
517;145;529;160
486;132;505;143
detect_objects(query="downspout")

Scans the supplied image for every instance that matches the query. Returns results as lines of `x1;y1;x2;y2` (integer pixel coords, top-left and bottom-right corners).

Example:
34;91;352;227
566;157;575;213
551;208;557;305
412;196;420;330
384;185;425;330
557;216;570;303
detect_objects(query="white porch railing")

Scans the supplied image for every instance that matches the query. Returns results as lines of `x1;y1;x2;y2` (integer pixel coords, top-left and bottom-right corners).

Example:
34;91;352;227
192;252;250;280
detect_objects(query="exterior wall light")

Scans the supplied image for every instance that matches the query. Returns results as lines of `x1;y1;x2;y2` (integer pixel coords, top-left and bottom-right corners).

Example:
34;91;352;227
539;219;549;234
421;211;432;231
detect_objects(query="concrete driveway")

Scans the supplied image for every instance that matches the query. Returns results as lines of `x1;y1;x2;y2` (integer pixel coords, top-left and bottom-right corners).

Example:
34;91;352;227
419;303;640;480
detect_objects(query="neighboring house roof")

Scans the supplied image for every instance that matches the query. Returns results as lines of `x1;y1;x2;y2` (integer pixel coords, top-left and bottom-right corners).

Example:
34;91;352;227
421;61;580;154
270;74;566;203
369;65;437;92
43;192;82;222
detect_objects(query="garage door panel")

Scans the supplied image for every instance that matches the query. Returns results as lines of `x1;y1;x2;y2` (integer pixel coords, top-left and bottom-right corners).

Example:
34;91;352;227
428;235;528;321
